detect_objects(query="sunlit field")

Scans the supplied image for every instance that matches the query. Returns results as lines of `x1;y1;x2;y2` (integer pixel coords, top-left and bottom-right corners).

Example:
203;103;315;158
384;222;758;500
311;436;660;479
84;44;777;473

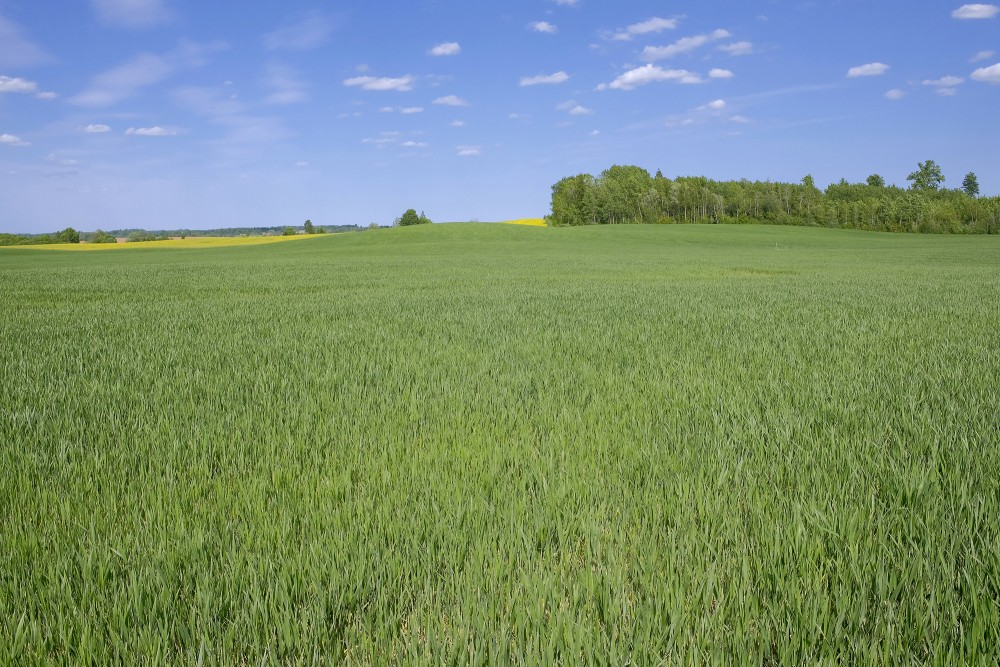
2;223;998;664
8;234;321;251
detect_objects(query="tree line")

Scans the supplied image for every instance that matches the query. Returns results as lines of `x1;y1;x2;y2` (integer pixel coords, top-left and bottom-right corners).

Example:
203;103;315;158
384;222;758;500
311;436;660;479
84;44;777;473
548;162;999;234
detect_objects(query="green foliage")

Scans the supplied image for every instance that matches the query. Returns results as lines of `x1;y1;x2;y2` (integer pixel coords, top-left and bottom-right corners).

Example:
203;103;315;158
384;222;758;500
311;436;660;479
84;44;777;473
907;159;945;191
89;230;117;244
1;223;998;663
398;209;422;226
549;164;999;233
866;173;886;188
126;231;168;242
963;172;980;198
282;226;297;236
303;219;315;234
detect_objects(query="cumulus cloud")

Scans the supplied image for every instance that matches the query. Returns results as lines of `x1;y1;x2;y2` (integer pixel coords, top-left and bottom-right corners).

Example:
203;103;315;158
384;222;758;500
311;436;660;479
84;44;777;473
264;11;335;51
401;140;428;148
884;88;906;100
706;99;726;110
642;29;731;61
923;75;964;96
343;75;415;91
600;64;702;90
84;124;112;133
719;41;754;56
530;21;557;33
611;17;679;41
0;133;29;146
971;62;1000;83
520;71;569;86
971;50;995;62
0;75;37;93
125;126;178;136
433;94;468;106
429;42;461;56
952;4;999;19
91;0;170;28
457;145;481;156
847;62;889;77
569;105;593;115
709;68;734;79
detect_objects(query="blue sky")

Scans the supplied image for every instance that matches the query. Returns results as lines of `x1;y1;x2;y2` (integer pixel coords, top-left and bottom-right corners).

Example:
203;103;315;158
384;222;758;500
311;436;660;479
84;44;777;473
1;0;998;233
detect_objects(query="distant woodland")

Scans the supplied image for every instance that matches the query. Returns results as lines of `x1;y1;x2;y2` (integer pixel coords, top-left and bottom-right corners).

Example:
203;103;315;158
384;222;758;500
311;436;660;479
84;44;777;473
549;162;999;234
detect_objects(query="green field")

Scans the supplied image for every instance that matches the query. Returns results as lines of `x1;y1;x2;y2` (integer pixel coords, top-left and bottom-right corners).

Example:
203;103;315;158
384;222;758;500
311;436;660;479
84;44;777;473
2;223;999;664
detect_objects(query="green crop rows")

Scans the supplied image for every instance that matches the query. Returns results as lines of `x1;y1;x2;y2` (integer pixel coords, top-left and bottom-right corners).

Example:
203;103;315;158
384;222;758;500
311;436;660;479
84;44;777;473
2;223;998;664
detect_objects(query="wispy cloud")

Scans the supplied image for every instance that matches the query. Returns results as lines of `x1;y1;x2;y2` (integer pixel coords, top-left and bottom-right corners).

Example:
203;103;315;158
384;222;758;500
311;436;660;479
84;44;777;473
885;88;905;100
0;14;53;68
343;75;415;92
952;4;999;19
264;64;307;105
599;64;702;90
709;68;734;79
922;75;964;96
642;30;731;61
126;126;178;136
847;62;889;77
0;133;29;146
457;145;481;156
530;21;557;33
971;50;995;62
610;17;679;41
719;41;754;56
71;41;225;107
971;62;1000;83
83;123;112;133
91;0;171;29
520;71;569;86
433;94;468;106
264;11;335;51
429;42;461;56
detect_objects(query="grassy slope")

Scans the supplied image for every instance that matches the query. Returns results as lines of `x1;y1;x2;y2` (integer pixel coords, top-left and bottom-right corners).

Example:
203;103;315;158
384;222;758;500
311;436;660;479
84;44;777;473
1;224;999;664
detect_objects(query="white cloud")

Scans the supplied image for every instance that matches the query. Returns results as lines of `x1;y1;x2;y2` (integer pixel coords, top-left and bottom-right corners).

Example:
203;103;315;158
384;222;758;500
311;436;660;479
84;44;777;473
520;71;569;86
84;124;112;133
0;14;53;68
508;112;529;119
379;106;394;113
707;99;726;110
642;29;731;61
847;62;889;77
457;145;481;156
601;64;702;90
719;41;754;56
91;0;170;28
730;115;750;124
971;50;995;62
264;64;307;105
400;106;424;114
884;88;906;100
429;42;461;56
569;105;593;115
450;120;466;127
923;75;965;87
612;17;679;41
70;42;224;107
952;4;999;19
433;94;468;106
530;21;558;33
709;68;734;79
401;140;428;148
343;75;415;92
0;76;37;93
264;11;335;51
36;91;57;100
0;133;29;146
126;126;178;136
971;62;1000;83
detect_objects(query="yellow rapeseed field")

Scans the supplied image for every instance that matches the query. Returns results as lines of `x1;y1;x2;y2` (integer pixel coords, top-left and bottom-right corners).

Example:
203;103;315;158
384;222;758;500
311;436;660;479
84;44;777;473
14;235;319;251
502;218;546;226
